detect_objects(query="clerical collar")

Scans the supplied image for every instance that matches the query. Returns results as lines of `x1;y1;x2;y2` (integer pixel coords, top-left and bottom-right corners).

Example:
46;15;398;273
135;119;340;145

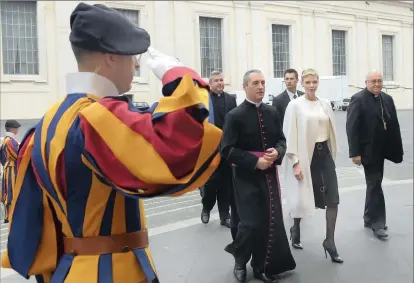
211;91;224;97
66;72;120;98
286;89;298;100
5;132;16;138
366;88;381;98
245;98;261;107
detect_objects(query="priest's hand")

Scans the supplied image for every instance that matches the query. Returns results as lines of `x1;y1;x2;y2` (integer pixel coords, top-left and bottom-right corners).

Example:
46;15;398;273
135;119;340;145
293;163;304;181
264;148;279;162
256;157;273;170
352;156;361;166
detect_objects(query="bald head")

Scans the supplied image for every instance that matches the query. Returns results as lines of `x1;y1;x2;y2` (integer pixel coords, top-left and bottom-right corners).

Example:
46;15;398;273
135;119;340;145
366;70;382;81
365;70;383;95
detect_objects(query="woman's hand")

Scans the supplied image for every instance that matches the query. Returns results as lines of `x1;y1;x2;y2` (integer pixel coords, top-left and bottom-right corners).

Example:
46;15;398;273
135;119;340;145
293;163;304;181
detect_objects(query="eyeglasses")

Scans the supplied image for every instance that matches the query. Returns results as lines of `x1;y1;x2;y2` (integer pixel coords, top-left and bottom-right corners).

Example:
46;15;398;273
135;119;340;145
367;79;383;84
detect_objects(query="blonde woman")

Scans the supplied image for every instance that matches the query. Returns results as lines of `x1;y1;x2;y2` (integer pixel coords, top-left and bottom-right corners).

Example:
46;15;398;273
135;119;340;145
282;68;343;263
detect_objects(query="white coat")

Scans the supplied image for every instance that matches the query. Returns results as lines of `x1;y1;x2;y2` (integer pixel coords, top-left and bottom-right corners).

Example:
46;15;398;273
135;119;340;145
282;95;338;218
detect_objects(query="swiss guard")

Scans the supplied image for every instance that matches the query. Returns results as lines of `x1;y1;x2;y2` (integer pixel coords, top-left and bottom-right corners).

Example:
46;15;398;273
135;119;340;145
0;119;21;223
1;2;221;283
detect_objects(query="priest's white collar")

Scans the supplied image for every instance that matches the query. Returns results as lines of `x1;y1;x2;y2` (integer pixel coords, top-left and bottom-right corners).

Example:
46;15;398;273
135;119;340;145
245;98;262;107
66;72;120;98
5;132;16;138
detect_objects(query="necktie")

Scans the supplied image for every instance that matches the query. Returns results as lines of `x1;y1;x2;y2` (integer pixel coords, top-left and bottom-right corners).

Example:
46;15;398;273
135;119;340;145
293;94;297;99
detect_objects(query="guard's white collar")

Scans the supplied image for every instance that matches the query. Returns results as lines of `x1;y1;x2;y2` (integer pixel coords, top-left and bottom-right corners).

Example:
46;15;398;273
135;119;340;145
5;132;16;138
66;72;120;98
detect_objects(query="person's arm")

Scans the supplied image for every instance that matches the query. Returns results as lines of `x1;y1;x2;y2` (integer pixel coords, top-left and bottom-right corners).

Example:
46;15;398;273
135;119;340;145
2;130;57;281
274;112;286;166
282;102;299;165
220;112;259;170
3;137;19;160
346;95;361;158
79;50;222;198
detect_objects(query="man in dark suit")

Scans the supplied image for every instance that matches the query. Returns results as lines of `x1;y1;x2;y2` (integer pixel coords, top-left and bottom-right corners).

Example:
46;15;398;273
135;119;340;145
201;71;237;228
346;70;403;240
271;69;304;124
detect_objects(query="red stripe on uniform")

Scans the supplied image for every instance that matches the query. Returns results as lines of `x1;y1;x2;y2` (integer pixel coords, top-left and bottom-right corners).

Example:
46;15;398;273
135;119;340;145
98;99;203;179
56;154;67;199
17;133;34;170
79;116;159;190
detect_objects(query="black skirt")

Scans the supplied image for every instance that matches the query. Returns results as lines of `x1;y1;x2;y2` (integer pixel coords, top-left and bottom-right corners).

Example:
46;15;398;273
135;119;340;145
310;141;339;209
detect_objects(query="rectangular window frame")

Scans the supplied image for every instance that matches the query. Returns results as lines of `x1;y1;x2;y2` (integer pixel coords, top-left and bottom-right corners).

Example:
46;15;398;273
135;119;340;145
198;16;223;79
193;9;230;84
381;34;395;82
267;18;296;79
270;24;291;78
0;0;48;83
331;29;347;76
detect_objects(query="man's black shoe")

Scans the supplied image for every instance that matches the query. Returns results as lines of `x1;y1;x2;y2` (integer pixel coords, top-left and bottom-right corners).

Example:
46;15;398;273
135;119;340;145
253;269;278;283
201;210;210;224
233;262;246;282
364;222;388;230
373;228;388;240
220;218;231;228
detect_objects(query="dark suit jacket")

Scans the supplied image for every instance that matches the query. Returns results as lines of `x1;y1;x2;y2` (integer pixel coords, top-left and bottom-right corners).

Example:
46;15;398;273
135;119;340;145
271;90;304;124
222;92;238;117
346;88;403;165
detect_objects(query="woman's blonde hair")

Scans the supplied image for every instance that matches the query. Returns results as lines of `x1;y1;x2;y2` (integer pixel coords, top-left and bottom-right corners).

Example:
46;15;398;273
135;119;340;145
301;68;319;81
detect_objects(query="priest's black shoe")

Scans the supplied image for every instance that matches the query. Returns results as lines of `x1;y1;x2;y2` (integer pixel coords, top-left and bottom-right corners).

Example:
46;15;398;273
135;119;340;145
220;218;231;228
372;228;388;240
253;269;278;283
364;222;388;230
233;262;246;282
201;209;210;224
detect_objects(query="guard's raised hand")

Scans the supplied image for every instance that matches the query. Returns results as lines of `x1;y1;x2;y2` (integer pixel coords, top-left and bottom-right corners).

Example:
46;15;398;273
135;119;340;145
146;47;184;81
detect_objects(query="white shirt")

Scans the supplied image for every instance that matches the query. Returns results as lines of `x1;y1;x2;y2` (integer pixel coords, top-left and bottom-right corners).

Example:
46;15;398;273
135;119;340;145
286;89;299;101
66;72;120;98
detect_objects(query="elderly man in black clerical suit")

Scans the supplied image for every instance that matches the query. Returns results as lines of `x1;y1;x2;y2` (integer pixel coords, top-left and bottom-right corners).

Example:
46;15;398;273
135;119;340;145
272;69;304;124
346;70;403;240
200;71;237;228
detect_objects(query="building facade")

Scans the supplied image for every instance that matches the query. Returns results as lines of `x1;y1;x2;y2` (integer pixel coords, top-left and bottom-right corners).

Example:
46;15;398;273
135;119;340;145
0;0;413;119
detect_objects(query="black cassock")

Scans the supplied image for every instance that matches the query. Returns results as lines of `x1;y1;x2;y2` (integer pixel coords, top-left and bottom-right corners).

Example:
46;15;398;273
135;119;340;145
221;100;296;275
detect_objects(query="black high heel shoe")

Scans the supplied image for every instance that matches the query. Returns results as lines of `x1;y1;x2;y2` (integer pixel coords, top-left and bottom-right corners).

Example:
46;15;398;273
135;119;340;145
322;239;343;263
289;226;303;250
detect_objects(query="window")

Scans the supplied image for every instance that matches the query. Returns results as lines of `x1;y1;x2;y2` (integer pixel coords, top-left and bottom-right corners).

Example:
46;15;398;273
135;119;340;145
199;17;223;78
271;25;290;78
382;35;394;81
115;8;140;77
0;0;39;75
332;30;347;76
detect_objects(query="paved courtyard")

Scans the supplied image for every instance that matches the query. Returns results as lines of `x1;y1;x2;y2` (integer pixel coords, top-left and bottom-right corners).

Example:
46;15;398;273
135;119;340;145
0;110;413;283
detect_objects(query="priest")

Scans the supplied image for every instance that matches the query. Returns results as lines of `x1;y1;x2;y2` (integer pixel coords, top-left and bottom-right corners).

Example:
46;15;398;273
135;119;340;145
221;69;296;283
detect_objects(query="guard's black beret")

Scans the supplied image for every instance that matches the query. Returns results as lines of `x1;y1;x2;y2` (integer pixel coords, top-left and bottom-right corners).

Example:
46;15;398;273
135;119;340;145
5;120;21;129
69;2;150;55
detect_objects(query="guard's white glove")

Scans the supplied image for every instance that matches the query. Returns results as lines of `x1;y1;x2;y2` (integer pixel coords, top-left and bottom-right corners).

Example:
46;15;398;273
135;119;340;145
146;47;184;81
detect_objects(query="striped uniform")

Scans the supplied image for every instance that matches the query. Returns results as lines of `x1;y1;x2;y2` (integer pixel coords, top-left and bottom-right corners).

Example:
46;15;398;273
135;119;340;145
0;134;19;222
1;71;222;283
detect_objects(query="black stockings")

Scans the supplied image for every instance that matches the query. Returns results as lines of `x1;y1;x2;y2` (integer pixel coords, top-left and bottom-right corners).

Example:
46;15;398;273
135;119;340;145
292;204;338;247
325;205;338;247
